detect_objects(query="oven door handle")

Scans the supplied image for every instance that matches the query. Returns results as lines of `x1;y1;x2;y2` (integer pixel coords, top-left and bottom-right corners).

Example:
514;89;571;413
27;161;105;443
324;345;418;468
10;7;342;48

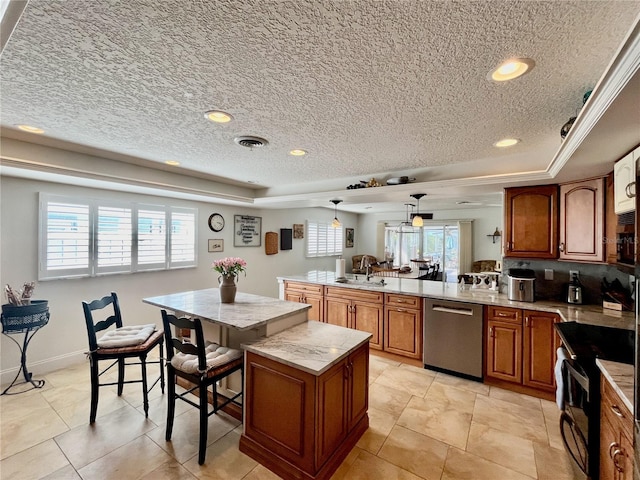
562;359;590;393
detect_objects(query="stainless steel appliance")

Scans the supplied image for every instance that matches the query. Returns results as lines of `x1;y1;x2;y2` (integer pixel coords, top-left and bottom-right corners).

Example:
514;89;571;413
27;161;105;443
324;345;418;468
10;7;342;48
567;273;583;304
634;165;640;480
507;268;535;302
556;321;635;479
423;299;483;381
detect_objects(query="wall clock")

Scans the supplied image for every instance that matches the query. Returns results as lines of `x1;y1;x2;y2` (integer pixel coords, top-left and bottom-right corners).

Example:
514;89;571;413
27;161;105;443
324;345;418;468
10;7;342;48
208;213;225;232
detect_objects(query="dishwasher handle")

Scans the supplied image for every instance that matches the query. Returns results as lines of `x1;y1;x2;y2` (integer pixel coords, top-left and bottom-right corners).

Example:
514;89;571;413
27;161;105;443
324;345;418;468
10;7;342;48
430;305;474;316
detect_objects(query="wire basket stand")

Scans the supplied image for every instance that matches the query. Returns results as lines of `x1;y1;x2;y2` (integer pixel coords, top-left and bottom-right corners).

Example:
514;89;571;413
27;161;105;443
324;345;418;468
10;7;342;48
1;300;50;395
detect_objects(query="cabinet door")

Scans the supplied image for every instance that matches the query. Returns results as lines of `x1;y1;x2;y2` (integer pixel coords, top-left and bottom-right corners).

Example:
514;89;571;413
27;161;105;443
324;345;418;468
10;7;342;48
559;178;605;262
284;291;303;304
384;306;422;359
504;185;559;259
600;414;618;480
317;359;348;467
523;311;560;392
351;301;383;350
348;343;369;429
304;293;324;322
324;296;350;328
614;151;635;215
486;319;522;383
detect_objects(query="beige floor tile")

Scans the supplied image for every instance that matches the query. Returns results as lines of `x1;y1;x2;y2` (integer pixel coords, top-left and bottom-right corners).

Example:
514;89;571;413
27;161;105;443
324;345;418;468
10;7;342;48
489;386;543;410
534;441;586;480
331;446;363;480
139;461;197;479
1;389;53;423
369;355;400;383
0;438;70;480
424;381;477;414
396;395;472;449
473;394;548;443
466;423;537;478
146;407;240;463
54;404;156;469
136;390;190;427
374;365;435;397
434;372;490;396
377;425;448;480
1;399;69;460
243;463;284;480
540;398;565;450
339;449;422;479
77;435;173;480
43;363;90;389
442;447;534;480
368;383;413;417
41;464;82;479
356;407;398;454
182;431;257;478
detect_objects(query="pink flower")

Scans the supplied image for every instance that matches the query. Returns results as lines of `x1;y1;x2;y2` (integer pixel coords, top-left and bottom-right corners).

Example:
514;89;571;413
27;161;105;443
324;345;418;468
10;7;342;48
212;257;247;277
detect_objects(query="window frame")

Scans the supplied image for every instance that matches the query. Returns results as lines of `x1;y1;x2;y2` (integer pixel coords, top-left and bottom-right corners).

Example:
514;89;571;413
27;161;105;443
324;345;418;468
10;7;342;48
38;193;197;280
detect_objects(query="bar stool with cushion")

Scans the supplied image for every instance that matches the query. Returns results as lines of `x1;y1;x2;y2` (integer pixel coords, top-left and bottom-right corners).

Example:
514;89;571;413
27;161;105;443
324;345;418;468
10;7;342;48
161;310;244;465
82;292;165;423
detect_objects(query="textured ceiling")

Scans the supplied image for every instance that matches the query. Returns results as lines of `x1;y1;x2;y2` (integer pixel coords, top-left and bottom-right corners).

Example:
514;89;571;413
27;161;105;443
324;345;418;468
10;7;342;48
1;0;639;212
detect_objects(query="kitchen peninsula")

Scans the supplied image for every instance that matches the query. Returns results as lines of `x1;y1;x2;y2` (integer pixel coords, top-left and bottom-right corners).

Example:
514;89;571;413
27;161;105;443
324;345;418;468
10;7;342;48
143;288;371;480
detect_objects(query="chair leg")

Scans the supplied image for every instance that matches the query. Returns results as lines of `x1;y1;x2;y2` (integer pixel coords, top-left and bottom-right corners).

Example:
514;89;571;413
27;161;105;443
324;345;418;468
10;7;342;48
198;383;208;465
117;358;125;396
140;353;149;417
165;370;176;441
89;357;99;424
159;342;165;393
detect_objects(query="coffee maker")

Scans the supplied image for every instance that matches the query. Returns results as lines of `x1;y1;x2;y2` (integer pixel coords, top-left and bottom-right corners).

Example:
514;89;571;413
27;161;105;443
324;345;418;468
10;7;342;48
567;273;583;304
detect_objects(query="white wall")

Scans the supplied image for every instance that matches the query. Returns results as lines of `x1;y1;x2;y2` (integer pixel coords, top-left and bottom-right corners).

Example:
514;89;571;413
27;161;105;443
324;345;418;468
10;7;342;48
0;176;358;381
356;206;504;262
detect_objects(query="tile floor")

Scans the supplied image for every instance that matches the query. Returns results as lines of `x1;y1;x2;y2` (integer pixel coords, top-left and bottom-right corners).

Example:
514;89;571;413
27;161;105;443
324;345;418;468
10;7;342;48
0;353;586;479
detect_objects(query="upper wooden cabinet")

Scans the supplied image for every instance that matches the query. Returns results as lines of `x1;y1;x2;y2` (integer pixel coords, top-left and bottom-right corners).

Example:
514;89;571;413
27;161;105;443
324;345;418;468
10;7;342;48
504;185;559;259
559;177;605;262
613;150;636;214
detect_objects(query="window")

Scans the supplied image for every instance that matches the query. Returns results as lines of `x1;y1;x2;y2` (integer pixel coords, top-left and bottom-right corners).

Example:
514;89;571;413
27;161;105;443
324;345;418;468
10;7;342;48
39;194;197;280
306;221;343;257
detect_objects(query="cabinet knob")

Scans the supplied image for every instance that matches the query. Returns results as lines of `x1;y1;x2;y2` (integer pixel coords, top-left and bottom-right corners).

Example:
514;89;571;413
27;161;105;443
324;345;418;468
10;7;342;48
609;441;620;458
610;404;625;418
612;449;624;472
489;326;494;337
625;181;636;199
559;242;564;253
396;308;407;312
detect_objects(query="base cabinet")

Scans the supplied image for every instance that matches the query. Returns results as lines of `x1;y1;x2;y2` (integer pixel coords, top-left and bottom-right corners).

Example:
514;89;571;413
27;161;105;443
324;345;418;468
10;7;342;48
600;373;633;480
324;287;383;350
241;343;369;480
284;281;324;322
384;294;423;359
485;306;560;395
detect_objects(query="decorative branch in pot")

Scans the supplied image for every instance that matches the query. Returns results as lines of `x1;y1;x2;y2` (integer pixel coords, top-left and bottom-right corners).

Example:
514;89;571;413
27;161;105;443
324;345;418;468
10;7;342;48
212;257;247;303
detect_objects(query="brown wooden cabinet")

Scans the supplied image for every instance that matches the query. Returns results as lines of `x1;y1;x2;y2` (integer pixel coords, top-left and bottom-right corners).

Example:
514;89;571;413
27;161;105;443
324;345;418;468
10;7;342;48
284;281;324;321
241;343;369;480
485;306;560;396
559;177;605;262
324;286;383;350
504;185;559;259
383;293;423;359
600;373;634;480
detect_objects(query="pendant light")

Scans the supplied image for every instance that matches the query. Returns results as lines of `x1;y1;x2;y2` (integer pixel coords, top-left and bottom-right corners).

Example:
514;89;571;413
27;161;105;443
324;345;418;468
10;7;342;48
410;194;426;227
330;199;343;228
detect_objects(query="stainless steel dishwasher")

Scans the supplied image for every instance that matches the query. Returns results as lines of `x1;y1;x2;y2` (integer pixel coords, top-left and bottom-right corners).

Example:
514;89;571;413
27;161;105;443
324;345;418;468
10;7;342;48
424;299;483;381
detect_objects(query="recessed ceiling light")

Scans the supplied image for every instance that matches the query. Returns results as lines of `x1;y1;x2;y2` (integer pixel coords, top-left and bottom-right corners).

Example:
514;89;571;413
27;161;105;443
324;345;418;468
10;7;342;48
494;138;520;147
204;110;233;123
289;149;307;156
17;124;44;134
489;58;535;82
165;160;181;166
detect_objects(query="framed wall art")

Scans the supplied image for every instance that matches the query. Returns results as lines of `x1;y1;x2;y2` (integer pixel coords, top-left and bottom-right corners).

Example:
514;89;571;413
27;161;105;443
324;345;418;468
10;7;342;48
293;223;304;239
346;228;354;248
208;239;224;252
234;215;262;247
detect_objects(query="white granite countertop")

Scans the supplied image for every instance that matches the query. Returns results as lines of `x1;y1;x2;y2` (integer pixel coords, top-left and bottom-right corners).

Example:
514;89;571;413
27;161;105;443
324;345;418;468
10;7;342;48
278;271;635;330
596;359;634;415
242;320;372;376
143;288;310;331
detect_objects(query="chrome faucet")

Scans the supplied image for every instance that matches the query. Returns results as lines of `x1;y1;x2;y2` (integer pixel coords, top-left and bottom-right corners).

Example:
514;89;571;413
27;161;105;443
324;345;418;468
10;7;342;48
365;263;372;281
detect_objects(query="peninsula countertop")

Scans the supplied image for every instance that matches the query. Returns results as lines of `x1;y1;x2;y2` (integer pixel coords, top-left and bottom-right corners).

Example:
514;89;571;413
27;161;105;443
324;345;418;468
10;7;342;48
596;359;634;415
143;288;310;331
242;320;372;375
278;271;634;330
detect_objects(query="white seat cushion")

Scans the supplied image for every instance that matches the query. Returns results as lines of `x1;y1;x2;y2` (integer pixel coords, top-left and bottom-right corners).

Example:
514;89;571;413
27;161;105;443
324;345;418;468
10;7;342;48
171;342;243;374
97;324;156;348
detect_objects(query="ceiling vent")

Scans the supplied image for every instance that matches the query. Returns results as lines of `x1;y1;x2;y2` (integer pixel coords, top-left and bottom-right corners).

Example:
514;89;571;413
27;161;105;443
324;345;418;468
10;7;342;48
234;136;268;148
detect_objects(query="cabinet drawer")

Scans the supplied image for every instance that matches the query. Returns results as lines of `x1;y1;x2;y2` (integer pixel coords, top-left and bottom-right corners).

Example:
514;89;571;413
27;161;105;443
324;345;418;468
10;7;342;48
324;286;383;304
601;374;633;439
284;282;323;295
385;294;421;309
486;306;522;324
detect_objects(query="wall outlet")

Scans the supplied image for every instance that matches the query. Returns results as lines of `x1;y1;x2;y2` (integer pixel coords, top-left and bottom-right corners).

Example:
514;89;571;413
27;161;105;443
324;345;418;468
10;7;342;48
544;269;554;280
569;270;579;279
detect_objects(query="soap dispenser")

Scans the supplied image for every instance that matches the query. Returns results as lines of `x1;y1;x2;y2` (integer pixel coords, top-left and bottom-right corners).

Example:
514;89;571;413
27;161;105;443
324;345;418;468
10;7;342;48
567;273;583;305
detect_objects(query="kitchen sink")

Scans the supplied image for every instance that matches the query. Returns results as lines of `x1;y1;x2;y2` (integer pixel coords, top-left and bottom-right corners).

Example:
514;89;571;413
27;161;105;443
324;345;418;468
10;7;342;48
335;278;387;288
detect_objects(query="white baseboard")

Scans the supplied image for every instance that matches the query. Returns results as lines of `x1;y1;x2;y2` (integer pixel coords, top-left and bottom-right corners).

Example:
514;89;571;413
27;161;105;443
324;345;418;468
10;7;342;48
1;350;86;386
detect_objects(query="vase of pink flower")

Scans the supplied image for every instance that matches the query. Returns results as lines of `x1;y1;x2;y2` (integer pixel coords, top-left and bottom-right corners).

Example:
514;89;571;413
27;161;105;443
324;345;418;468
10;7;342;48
212;257;247;303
